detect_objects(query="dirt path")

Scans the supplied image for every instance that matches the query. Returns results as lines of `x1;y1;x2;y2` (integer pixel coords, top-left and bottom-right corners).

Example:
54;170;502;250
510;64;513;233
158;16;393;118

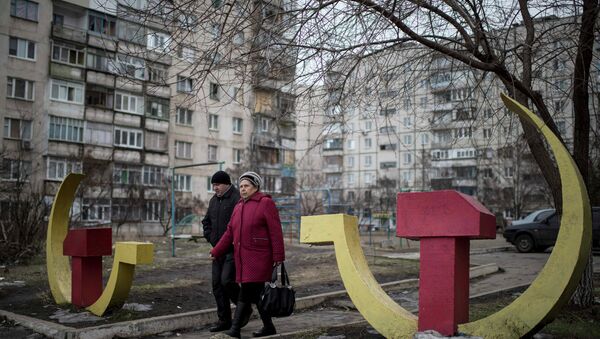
0;237;419;328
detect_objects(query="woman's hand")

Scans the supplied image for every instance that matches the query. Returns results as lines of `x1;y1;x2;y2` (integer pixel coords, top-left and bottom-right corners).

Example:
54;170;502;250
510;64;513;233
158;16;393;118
209;253;216;261
273;261;282;267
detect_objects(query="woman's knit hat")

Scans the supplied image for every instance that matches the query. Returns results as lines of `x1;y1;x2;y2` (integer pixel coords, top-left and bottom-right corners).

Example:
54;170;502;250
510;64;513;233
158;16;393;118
239;171;262;190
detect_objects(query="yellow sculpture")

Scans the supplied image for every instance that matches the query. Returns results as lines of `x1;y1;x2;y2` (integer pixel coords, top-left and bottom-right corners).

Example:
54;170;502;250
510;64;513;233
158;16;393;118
46;173;155;316
301;94;591;338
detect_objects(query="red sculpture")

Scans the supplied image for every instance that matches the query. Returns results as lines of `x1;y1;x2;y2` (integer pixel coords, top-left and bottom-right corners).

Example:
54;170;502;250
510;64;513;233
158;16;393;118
63;228;112;307
396;190;495;336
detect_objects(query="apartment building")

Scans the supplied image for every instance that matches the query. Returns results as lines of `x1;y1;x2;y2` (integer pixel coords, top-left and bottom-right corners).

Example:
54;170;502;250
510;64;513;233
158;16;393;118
0;0;296;235
296;16;598;222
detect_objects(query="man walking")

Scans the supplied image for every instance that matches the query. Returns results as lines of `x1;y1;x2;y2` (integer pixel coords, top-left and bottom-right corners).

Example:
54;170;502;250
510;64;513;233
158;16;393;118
202;170;241;332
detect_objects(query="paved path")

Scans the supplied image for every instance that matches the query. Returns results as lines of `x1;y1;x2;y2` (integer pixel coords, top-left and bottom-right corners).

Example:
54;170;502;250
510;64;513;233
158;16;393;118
158;237;600;339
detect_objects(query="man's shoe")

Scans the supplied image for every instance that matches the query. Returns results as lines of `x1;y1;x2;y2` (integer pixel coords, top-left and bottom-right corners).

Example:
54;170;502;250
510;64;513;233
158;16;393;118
209;321;231;332
224;328;241;338
252;326;276;337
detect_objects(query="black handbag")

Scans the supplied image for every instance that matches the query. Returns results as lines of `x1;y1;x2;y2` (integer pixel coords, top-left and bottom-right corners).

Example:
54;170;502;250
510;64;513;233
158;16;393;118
258;263;296;317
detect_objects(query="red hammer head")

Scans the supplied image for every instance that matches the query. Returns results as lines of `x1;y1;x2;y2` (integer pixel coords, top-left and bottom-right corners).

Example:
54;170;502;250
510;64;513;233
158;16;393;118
396;190;496;239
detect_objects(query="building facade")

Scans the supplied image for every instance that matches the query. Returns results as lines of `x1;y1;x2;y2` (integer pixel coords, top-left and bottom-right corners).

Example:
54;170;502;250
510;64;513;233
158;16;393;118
0;0;296;235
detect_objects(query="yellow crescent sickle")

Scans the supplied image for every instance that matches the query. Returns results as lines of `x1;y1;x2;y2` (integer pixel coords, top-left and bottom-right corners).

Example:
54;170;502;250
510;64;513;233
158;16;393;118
46;173;154;316
301;94;591;338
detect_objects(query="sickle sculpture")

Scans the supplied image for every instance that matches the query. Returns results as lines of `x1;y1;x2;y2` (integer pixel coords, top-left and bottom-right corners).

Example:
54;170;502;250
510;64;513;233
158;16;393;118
301;93;591;338
46;173;154;316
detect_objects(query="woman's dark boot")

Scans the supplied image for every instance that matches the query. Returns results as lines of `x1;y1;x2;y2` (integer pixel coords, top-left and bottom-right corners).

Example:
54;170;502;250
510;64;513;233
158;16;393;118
224;302;250;338
252;308;276;337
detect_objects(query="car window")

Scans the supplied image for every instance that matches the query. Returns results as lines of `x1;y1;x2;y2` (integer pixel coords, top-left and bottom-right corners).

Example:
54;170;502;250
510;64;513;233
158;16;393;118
534;210;554;221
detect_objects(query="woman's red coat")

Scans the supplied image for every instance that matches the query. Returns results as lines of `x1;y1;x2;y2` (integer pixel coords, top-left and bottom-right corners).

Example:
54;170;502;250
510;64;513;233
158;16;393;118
210;191;285;283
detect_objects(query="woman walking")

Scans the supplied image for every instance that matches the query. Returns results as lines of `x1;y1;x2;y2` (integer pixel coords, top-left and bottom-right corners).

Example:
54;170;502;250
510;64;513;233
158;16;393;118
210;171;285;338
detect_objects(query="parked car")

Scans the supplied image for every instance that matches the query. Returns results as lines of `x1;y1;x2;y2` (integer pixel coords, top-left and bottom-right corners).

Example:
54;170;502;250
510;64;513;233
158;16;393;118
503;207;600;253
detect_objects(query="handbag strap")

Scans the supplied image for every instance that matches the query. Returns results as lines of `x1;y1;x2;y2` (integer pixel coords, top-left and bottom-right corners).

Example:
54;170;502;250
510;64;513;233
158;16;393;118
270;263;291;286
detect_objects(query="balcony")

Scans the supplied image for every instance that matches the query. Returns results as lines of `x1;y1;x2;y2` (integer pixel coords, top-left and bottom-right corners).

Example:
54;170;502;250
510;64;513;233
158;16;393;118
52;23;87;44
50;62;85;82
323;165;343;173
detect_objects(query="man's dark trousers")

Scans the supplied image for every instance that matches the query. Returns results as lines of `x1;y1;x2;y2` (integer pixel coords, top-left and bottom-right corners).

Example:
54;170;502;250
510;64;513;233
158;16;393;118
212;252;239;322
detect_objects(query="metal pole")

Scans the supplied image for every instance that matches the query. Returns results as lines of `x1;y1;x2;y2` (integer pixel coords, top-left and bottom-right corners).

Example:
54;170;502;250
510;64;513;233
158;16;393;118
171;167;176;257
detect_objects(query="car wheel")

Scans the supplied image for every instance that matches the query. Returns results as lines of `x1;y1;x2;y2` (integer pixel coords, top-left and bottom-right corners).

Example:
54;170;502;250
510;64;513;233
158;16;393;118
516;234;535;253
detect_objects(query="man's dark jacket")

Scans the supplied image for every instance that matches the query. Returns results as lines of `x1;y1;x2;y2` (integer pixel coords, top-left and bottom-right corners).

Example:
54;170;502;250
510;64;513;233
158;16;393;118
202;186;240;247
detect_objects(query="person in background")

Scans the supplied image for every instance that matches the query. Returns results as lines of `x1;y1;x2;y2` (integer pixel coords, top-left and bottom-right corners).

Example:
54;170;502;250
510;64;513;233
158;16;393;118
210;171;285;338
202;170;241;332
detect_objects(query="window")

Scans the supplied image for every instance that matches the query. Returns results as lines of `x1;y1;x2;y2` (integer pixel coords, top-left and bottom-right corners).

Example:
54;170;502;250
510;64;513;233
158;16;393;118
380;108;396;116
379;144;396;151
364;155;372;167
556;120;567;135
147;30;170;51
403;116;413;127
148;63;167;84
207;177;214;192
82;199;111;222
175;141;192;158
208;145;218;161
419;96;427;107
113;164;142;185
84;122;112;146
86;49;114;72
115;91;144;115
51;41;84;66
46;157;82;180
85;86;113;109
178;46;196;63
364;172;373;185
210;82;220;100
174;174;192;192
145;131;167;151
176;107;193;125
209;114;219;130
504;167;514;178
118;21;145;45
114;127;143;148
403;152;412;165
112;198;141;221
347;139;355;150
9;37;35;60
3;118;32;140
233;117;243;134
211;23;221;40
212;0;222;8
88;12;116;36
10;0;38;21
483;128;492;139
260;117;270;132
233;31;245;45
379;126;396;134
1;159;32;180
420;133;429;145
143;166;165;186
177;76;193;93
364;121;372;132
7;77;34;100
178;13;198;31
402;134;413;145
233;148;242;164
347;173;355;186
144;201;164;221
49;116;84;142
146;97;169;119
483;109;493;119
402;171;413;183
482;168;493;178
454;127;472;139
346;156;354;168
115;54;145;80
380;161;397;169
364;138;372;149
50;79;84;104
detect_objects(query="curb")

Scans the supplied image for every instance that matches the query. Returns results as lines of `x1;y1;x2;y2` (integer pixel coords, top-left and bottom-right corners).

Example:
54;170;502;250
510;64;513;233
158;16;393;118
0;264;500;339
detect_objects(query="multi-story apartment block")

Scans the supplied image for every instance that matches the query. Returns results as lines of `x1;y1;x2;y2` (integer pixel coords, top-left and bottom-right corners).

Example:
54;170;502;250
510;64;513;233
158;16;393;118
296;16;598;223
0;0;296;235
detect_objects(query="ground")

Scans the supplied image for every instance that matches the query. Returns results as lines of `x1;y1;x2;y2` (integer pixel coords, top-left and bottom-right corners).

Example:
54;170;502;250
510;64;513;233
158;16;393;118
0;234;419;329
